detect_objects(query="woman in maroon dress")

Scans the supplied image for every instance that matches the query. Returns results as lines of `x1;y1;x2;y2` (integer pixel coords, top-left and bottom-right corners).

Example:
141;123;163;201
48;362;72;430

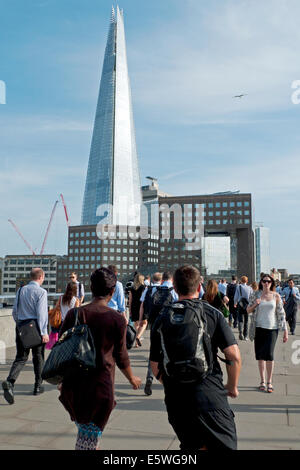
58;267;141;450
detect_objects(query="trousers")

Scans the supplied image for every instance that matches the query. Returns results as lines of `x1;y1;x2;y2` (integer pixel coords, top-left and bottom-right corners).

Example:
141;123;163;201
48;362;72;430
7;327;45;385
238;309;249;337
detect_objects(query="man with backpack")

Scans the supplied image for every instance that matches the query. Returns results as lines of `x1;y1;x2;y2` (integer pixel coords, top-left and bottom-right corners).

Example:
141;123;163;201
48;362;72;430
234;276;252;341
138;272;178;396
150;265;241;450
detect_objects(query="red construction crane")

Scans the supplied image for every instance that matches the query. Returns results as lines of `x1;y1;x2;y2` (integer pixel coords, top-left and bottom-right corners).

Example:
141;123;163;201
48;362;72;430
60;193;70;227
8;219;36;255
40;200;59;255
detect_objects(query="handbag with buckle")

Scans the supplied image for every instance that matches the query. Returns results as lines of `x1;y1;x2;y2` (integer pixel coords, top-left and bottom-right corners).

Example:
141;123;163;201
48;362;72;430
41;308;96;385
16;286;42;349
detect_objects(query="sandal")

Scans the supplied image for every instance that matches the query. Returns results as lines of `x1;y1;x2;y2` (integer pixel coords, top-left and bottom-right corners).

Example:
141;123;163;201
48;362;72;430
267;383;274;393
136;337;142;347
259;381;266;391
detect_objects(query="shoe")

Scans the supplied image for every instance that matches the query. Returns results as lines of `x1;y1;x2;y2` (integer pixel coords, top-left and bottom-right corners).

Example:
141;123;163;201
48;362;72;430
244;336;249;341
290;331;295;335
239;333;244;340
135;337;142;347
33;384;44;396
259;381;266;392
144;379;152;396
2;380;14;405
267;383;274;393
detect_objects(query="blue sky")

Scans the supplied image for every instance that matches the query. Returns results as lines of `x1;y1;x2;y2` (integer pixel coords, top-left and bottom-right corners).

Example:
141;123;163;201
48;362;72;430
0;0;300;272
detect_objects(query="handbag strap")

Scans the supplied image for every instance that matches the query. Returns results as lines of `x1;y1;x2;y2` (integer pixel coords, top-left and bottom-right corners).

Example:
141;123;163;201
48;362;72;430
73;307;87;326
16;286;24;322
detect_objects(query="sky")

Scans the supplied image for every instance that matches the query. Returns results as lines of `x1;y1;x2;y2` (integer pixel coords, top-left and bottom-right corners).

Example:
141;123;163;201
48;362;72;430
0;0;300;272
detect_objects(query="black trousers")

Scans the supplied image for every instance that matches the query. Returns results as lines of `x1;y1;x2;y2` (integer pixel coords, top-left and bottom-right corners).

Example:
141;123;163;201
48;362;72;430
287;309;297;334
238;309;249;337
7;327;45;385
229;300;238;326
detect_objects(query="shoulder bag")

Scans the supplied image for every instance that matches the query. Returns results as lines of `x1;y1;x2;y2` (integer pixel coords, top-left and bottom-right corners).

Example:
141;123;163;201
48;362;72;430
16;286;43;349
48;297;62;329
42;308;96;385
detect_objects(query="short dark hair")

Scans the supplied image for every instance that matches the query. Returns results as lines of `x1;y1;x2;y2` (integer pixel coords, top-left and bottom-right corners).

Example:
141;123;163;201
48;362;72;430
288;278;294;283
173;265;200;296
162;271;172;281
232;275;237;281
152;272;162;283
108;265;118;275
30;268;44;281
90;268;117;298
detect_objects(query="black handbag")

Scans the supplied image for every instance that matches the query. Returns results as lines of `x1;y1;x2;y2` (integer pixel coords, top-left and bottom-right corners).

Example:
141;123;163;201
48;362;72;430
126;321;137;350
42;308;96;385
16;287;42;349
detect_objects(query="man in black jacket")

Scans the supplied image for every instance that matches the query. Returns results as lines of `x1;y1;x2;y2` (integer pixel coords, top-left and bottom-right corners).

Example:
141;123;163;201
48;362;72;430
226;276;238;328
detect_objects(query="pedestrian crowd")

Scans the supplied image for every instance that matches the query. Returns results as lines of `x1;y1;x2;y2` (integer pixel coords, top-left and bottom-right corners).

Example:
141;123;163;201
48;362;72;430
1;264;298;451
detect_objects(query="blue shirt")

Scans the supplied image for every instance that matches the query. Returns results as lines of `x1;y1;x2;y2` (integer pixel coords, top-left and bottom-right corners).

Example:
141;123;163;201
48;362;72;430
140;281;179;303
218;282;227;296
234;283;252;304
108;280;125;313
12;281;48;336
281;286;300;301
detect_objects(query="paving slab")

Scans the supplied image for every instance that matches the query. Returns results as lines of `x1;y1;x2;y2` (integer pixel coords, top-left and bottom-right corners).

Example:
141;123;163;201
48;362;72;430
0;319;299;450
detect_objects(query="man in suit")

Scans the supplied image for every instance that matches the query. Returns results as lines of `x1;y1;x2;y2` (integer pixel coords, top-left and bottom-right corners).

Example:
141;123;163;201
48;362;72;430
282;279;300;335
2;268;49;404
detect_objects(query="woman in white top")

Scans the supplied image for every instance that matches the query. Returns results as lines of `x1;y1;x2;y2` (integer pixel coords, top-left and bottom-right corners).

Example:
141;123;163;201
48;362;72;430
60;282;80;322
247;274;288;393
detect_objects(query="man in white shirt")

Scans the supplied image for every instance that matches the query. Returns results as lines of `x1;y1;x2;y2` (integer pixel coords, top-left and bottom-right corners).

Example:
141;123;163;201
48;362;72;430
234;276;252;341
69;272;85;305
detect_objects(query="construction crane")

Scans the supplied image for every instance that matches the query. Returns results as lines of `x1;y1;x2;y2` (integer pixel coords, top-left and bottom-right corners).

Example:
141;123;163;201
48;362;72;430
60;193;70;227
40;200;59;255
8;219;36;255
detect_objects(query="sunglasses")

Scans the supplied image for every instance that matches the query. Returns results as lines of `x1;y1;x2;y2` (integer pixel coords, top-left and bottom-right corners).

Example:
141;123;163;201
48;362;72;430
262;279;272;284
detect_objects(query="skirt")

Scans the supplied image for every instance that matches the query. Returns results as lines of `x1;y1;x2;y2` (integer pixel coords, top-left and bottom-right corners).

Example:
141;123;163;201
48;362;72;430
254;327;278;361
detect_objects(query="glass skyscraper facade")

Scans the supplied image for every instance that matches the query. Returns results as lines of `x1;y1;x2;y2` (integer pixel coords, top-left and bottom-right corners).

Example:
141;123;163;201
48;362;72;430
81;6;142;227
255;225;270;281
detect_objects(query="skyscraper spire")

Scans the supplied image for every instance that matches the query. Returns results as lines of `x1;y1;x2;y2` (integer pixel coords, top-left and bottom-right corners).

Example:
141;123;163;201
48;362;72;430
81;7;142;227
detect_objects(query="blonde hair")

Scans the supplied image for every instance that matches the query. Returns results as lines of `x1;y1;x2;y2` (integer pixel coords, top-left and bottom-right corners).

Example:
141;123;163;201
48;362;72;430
241;276;248;284
133;273;145;290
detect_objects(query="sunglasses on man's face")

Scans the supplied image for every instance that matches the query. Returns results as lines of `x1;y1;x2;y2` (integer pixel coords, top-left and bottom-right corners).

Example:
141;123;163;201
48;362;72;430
262;279;272;284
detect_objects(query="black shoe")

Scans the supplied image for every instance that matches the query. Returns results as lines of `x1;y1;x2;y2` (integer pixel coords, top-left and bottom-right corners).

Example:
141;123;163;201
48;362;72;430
2;380;14;405
144;379;152;396
239;333;244;340
290;331;295;335
33;384;44;396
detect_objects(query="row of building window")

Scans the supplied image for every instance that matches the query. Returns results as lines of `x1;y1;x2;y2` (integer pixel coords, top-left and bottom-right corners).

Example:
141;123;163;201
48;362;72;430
70;232;158;241
173;201;250;209
5;259;54;265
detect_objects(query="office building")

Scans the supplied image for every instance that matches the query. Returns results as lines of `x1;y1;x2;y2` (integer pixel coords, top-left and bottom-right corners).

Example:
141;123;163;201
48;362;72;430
2;255;58;294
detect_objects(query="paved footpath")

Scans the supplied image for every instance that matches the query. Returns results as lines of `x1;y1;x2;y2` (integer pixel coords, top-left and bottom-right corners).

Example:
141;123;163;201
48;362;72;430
0;321;299;450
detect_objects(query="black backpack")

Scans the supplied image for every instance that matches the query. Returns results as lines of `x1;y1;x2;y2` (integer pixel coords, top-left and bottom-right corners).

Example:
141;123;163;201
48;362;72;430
157;300;231;384
148;286;174;325
157;300;213;384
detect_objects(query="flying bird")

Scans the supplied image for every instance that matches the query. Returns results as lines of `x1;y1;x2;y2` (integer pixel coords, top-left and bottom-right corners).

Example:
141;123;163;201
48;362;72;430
233;94;248;98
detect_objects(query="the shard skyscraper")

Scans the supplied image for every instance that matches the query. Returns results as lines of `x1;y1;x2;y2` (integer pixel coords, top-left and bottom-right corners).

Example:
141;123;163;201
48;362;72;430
81;6;142;227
